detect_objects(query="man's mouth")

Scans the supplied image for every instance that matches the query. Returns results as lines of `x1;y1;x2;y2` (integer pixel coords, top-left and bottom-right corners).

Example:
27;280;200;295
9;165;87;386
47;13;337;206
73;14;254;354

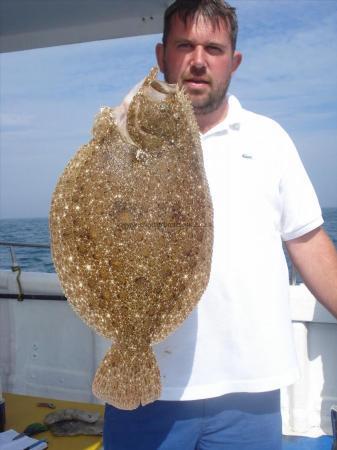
183;79;210;89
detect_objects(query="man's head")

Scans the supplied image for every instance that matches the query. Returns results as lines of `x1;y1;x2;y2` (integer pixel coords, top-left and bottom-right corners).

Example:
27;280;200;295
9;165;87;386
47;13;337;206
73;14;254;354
156;0;242;131
163;0;238;53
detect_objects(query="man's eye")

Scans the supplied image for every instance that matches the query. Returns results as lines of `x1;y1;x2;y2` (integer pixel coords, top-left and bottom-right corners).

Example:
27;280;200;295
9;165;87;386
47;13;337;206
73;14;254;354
177;43;192;50
207;46;222;55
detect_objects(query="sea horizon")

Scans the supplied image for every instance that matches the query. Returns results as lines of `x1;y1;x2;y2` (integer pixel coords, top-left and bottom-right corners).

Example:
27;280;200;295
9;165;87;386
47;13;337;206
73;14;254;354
1;209;336;276
1;205;337;222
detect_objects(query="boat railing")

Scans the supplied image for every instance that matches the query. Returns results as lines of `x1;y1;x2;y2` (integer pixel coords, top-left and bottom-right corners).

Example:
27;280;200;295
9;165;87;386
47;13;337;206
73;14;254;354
0;240;50;272
290;264;297;286
0;240;299;303
0;241;66;301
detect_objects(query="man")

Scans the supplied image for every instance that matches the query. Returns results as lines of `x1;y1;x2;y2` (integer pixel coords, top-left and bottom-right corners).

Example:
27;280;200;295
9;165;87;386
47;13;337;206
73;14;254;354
103;1;337;449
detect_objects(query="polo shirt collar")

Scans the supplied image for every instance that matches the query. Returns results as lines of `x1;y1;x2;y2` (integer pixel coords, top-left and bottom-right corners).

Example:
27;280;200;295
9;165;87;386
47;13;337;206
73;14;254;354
201;95;242;139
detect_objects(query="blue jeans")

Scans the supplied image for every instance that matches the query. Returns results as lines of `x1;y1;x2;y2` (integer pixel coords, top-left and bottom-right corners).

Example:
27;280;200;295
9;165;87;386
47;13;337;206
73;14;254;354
103;390;282;450
103;391;282;450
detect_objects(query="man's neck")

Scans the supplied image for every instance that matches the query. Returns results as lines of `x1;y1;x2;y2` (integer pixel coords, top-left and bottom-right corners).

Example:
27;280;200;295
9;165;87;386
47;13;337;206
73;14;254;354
196;100;229;134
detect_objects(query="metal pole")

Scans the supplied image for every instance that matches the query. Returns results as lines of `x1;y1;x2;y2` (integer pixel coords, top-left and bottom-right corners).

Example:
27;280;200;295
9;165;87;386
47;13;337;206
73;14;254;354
332;406;337;450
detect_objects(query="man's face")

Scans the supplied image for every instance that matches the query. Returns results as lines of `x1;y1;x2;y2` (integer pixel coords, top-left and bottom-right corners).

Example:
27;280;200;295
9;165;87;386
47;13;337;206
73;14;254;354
156;14;242;117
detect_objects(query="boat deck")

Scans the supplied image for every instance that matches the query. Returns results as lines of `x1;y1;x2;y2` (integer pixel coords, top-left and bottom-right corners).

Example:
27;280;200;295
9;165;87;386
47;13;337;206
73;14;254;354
2;393;336;449
283;435;333;449
3;393;104;450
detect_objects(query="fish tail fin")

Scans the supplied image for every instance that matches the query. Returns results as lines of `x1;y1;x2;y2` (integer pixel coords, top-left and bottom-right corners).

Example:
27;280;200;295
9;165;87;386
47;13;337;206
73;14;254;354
92;342;161;410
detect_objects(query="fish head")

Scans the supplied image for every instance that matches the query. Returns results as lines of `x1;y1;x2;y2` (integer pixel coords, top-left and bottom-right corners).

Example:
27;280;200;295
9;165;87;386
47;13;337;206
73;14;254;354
126;67;197;154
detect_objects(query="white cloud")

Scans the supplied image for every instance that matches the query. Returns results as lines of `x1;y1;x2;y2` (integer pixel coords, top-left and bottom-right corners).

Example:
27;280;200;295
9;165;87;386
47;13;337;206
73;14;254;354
0;0;336;217
0;112;35;128
231;7;337;133
295;129;337;207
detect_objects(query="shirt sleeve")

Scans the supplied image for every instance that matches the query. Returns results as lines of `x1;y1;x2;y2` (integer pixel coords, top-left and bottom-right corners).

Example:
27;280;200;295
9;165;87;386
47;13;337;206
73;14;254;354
278;128;323;241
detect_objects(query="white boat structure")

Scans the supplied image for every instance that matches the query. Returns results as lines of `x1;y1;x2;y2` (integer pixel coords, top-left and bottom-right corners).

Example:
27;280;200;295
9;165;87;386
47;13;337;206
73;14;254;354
1;0;336;448
0;241;336;442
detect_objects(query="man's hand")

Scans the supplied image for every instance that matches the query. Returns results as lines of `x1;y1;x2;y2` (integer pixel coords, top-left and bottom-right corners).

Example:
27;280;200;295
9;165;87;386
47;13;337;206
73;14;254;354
286;226;337;319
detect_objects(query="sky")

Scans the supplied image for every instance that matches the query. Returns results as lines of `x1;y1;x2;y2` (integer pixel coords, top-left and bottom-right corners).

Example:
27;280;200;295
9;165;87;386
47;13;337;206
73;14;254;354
0;0;336;219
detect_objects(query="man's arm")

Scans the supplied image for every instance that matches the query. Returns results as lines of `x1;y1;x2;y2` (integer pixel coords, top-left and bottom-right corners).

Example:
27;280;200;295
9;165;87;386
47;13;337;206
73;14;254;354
285;226;337;319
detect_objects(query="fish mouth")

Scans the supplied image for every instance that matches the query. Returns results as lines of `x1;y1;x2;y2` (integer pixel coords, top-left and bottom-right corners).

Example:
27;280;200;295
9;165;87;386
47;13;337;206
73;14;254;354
150;79;177;95
141;79;178;103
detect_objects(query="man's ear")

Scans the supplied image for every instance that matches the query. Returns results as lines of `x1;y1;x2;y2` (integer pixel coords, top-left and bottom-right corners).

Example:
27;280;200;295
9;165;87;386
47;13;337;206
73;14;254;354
232;51;243;74
156;43;165;72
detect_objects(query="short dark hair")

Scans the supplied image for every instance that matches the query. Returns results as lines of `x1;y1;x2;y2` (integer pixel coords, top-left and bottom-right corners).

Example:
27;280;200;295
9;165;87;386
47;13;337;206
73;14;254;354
162;0;238;51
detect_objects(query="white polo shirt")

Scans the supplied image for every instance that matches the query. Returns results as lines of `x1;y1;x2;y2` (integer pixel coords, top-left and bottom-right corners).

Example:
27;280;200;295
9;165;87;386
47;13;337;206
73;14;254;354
153;95;323;400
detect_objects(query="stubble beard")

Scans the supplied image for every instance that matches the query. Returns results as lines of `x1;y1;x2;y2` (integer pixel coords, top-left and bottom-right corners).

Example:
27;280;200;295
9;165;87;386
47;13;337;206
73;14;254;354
164;70;230;116
163;65;230;117
190;81;230;116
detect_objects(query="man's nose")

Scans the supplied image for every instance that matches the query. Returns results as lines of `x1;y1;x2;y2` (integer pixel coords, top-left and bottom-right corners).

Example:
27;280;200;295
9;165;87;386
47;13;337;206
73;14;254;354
190;46;207;74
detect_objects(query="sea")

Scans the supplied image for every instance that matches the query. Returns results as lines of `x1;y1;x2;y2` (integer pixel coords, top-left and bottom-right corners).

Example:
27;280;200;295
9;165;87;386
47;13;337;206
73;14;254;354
0;208;337;275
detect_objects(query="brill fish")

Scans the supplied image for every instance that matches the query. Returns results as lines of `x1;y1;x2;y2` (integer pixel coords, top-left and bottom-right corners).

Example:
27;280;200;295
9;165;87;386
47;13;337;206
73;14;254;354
49;67;213;410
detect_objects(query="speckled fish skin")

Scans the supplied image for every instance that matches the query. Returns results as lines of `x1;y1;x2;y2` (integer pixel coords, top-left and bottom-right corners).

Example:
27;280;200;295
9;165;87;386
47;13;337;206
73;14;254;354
49;67;213;410
44;409;103;436
44;409;100;425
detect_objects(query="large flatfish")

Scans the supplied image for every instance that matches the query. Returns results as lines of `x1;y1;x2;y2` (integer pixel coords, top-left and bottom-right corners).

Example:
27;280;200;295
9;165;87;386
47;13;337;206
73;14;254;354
49;67;213;410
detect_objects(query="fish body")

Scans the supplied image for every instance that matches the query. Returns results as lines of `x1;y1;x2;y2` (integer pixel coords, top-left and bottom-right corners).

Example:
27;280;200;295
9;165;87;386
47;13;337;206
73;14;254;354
50;68;213;409
44;408;103;436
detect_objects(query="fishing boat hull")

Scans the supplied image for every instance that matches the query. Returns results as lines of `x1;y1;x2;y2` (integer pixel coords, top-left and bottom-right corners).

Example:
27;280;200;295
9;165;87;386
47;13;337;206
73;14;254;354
0;270;336;443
